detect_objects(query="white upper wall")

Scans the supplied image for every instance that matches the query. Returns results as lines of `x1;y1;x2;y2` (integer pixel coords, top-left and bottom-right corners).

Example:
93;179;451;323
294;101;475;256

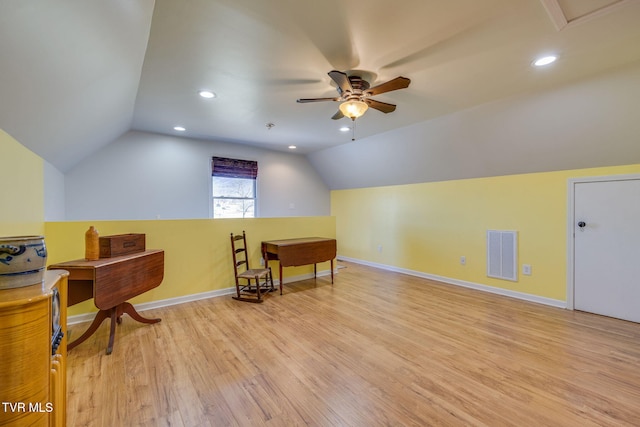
44;161;66;221
64;131;330;220
0;0;155;172
53;59;640;218
308;61;640;190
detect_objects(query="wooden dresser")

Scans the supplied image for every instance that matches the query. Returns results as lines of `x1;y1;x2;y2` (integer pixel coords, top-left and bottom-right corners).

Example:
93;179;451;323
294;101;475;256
0;270;68;426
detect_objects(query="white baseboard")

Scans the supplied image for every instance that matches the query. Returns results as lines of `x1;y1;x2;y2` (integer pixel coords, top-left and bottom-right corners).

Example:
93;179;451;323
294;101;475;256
67;268;337;325
68;261;564;325
70;258;567;322
337;256;567;309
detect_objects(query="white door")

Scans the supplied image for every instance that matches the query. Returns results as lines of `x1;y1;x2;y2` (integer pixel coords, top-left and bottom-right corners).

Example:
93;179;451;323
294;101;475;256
573;178;640;323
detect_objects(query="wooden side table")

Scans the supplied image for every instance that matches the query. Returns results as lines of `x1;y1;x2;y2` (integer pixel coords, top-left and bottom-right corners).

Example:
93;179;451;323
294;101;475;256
48;249;164;355
262;237;336;293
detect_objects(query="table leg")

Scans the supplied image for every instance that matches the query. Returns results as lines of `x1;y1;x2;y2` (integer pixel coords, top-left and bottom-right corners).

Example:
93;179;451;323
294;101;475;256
120;301;161;324
263;250;282;295
69;302;161;355
107;308;118;355
331;259;334;284
68;309;110;351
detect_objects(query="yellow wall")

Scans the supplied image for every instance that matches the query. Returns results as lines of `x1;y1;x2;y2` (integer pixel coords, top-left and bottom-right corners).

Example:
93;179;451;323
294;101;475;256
45;217;336;315
4;122;639;312
0;129;44;236
331;164;640;302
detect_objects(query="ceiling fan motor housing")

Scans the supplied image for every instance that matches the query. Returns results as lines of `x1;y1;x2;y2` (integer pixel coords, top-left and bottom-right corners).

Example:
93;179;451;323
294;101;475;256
341;76;370;99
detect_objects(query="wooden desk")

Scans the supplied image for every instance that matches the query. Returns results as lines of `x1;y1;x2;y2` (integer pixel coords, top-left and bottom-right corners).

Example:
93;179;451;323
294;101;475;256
48;249;164;355
262;237;336;294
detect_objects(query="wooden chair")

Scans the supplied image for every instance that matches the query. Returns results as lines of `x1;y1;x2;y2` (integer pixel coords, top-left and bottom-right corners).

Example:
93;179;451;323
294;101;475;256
230;231;274;303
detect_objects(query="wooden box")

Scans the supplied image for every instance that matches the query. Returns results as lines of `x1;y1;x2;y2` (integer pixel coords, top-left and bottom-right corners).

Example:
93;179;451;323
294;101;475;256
99;234;145;258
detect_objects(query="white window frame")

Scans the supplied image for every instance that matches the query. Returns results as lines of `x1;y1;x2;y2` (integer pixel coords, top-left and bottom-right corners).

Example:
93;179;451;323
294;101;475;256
211;175;257;219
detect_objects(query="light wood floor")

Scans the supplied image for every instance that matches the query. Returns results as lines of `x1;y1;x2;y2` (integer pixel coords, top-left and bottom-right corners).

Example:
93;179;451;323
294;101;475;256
66;262;640;426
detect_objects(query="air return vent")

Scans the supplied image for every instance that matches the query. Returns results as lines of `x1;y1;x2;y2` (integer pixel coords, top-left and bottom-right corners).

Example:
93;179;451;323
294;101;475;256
487;230;517;281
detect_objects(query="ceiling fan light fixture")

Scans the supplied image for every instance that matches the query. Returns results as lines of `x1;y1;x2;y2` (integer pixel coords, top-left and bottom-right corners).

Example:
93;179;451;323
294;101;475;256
339;100;368;120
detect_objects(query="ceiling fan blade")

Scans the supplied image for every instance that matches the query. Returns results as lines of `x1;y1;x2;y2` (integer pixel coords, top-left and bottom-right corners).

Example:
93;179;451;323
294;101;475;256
297;97;340;103
328;70;353;95
364;99;397;114
331;110;345;120
365;77;411;96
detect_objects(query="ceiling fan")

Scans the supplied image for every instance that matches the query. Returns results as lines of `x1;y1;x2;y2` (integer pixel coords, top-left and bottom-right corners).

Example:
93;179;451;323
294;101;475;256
297;70;411;121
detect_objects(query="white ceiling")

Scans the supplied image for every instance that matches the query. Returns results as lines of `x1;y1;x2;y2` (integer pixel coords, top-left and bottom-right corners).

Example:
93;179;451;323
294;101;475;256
2;0;640;172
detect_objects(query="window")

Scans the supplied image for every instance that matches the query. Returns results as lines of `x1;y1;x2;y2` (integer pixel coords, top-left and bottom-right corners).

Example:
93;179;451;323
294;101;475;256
212;157;257;218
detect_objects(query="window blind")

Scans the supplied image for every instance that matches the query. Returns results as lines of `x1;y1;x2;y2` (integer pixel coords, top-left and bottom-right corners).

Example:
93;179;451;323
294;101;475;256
211;157;258;179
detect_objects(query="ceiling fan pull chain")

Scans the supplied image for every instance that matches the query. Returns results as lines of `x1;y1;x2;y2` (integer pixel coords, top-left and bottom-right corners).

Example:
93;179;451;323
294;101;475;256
352;119;356;141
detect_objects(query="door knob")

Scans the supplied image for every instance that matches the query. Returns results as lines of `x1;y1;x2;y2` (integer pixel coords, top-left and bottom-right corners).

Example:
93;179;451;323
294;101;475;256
577;221;586;230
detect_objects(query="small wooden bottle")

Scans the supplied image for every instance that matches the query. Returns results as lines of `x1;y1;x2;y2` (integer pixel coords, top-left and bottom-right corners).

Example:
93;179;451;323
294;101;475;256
85;226;99;260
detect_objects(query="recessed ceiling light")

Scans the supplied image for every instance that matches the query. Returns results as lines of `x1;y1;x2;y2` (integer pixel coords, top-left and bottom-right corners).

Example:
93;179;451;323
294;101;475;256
288;145;297;150
173;126;186;131
533;55;557;67
198;90;216;98
339;126;350;132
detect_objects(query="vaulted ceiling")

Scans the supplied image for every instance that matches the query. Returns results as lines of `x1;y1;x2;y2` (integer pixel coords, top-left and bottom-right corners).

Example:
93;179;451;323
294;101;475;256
2;0;640;173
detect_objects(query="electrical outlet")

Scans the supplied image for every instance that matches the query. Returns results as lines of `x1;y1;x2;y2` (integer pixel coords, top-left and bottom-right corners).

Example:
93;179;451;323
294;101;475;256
523;264;532;275
460;256;466;265
377;245;383;253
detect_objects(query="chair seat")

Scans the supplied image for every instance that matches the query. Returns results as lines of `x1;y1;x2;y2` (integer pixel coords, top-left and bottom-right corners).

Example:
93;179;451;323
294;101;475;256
237;268;271;280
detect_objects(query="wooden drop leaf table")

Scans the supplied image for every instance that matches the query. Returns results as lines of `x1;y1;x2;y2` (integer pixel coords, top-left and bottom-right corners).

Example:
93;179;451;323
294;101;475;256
261;237;336;294
48;249;164;355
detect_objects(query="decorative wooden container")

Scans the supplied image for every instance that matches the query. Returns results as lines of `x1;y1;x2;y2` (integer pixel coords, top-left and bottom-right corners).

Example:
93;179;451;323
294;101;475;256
0;270;68;426
99;233;145;258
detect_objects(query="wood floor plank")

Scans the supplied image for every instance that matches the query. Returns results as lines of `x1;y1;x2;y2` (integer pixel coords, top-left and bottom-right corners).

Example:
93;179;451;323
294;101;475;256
66;261;640;426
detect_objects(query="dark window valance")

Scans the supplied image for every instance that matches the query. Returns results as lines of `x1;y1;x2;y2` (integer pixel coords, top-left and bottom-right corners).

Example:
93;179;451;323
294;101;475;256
211;157;258;179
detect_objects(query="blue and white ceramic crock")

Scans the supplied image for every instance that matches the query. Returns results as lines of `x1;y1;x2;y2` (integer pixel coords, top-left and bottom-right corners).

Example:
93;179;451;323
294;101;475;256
0;236;47;289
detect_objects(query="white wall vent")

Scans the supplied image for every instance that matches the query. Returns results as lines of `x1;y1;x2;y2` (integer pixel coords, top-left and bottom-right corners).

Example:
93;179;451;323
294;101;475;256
487;230;518;281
